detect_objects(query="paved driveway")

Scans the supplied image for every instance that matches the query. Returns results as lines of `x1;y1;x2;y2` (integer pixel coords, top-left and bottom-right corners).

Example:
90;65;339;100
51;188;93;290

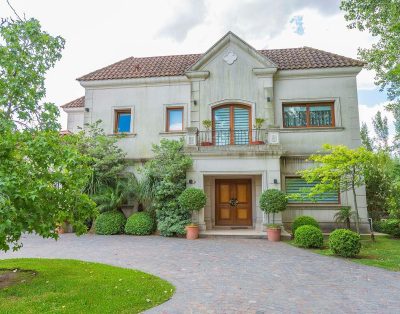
1;234;400;314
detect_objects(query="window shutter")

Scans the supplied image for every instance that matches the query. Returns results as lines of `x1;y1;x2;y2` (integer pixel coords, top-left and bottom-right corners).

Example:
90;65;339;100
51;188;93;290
285;177;339;203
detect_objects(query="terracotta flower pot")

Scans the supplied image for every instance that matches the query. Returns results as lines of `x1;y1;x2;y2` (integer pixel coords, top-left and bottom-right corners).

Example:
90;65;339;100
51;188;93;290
186;225;199;240
56;226;65;234
201;141;213;146
267;227;281;242
251;140;264;145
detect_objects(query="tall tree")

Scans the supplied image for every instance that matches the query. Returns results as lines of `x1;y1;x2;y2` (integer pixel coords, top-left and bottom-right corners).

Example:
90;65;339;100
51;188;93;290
299;144;372;234
372;111;389;150
360;122;374;151
341;0;400;106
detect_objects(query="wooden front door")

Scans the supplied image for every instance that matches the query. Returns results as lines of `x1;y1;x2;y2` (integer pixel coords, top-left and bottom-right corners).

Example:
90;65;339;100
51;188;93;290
215;179;252;226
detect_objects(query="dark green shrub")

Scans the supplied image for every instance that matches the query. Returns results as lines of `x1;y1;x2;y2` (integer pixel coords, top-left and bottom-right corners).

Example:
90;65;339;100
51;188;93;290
259;189;288;224
381;219;400;237
294;225;324;248
95;211;126;235
125;212;155;235
329;229;361;257
178;188;207;213
372;220;386;233
292;216;320;234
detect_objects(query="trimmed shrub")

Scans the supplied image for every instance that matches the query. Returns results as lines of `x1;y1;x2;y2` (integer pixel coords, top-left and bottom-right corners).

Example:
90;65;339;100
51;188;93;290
95;211;126;235
259;189;288;224
381;219;400;237
294;225;324;248
125;212;155;235
178;188;207;213
329;229;361;257
292;216;320;234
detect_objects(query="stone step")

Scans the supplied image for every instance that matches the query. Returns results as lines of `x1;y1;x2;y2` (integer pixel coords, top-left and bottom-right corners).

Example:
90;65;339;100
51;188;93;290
199;229;292;239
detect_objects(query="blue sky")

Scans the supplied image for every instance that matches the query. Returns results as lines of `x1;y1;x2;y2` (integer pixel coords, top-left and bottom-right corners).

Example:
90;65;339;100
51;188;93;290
0;0;391;135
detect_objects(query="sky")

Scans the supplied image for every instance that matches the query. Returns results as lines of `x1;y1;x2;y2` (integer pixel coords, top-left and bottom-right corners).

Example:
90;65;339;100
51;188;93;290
0;0;392;137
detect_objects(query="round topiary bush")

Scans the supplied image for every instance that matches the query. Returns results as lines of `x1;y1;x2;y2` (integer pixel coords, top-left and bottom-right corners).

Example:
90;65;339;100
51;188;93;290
125;212;155;235
178;188;207;213
259;189;288;225
294;225;324;248
292;216;320;234
95;211;126;235
329;229;361;257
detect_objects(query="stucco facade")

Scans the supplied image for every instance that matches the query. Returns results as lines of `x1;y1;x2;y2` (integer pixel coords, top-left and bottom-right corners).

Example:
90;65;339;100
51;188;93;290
63;32;368;232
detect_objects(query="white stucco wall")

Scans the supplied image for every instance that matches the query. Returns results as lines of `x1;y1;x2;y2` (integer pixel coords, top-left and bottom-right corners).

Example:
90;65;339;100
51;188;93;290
65;109;84;133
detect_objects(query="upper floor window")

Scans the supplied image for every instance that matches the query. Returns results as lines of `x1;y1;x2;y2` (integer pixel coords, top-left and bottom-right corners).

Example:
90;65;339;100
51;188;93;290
166;107;183;132
115;109;131;133
283;103;334;128
285;177;339;204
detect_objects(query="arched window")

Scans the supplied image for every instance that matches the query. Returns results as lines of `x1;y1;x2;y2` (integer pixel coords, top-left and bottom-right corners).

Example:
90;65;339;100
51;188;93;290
212;104;251;145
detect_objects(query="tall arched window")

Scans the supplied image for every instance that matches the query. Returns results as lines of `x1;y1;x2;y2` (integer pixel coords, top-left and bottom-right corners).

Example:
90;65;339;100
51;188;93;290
212;104;251;145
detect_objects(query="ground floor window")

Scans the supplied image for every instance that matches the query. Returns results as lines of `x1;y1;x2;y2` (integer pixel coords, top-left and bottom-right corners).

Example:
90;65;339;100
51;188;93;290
285;177;339;204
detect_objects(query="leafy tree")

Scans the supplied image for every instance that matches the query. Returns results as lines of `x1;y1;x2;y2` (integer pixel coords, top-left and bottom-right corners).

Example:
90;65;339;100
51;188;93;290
259;189;288;225
0;128;97;251
341;0;400;106
299;144;373;233
372;111;389;150
143;139;192;236
77;121;126;196
360;122;374;151
0;17;65;130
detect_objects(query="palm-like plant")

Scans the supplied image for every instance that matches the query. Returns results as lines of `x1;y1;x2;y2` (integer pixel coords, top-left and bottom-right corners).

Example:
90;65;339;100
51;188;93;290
334;206;357;229
92;178;132;213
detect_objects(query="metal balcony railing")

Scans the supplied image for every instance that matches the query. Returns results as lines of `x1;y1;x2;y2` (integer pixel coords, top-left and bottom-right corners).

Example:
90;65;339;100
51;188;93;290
197;129;267;146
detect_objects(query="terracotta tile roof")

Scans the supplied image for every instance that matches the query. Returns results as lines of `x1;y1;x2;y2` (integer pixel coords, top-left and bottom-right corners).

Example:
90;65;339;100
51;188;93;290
61;96;85;109
77;47;364;82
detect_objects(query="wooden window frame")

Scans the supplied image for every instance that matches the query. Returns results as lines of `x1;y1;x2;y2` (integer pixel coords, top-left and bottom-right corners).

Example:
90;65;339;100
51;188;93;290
282;102;335;128
114;109;132;134
166;106;184;132
284;175;341;205
212;104;252;145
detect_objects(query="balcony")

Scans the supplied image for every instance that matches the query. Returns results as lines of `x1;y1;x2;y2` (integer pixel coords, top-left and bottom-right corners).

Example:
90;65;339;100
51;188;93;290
185;127;283;156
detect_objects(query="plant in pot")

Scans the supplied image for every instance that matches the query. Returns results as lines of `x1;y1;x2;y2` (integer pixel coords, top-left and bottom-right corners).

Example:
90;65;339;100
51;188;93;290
178;187;207;240
252;118;265;144
201;120;213;146
259;189;288;241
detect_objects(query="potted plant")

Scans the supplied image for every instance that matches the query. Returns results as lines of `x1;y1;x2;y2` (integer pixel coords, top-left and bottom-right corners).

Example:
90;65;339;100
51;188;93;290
259;189;288;241
56;222;65;234
178;187;207;240
201;120;213;146
252;118;265;144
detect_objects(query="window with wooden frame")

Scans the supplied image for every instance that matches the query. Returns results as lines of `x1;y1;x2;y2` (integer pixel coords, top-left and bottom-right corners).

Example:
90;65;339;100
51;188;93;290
166;107;184;132
114;109;132;133
285;176;340;204
282;102;335;128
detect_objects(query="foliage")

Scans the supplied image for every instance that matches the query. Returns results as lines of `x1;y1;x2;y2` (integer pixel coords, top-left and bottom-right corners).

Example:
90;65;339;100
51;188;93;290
259;189;288;224
0;258;174;313
334;206;357;229
178;188;207;214
0;129;97;251
378;219;400;238
291;216;320;234
143;139;193;236
77;121;126;196
0;17;65;130
94;211;126;235
341;0;400;107
253;118;265;129
360;122;374;151
372;111;389;150
125;212;155;235
202;119;212;130
294;225;323;248
299;144;373;233
329;229;361;258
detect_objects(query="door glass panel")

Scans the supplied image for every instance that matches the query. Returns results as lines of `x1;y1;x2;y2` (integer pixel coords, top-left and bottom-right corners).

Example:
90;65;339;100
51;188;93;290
234;107;249;144
214;107;230;145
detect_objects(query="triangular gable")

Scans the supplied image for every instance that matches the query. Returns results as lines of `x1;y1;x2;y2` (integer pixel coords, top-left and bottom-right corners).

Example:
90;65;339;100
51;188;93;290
189;31;277;71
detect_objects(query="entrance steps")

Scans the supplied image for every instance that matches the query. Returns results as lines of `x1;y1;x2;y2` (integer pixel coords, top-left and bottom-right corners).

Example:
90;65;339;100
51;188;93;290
199;228;291;239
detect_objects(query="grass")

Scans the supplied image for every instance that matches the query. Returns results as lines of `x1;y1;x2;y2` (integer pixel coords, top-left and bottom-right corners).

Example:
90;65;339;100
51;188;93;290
0;258;175;313
288;235;400;271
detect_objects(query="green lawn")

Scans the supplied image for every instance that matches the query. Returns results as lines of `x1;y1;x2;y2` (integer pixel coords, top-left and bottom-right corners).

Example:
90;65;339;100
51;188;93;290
0;258;174;313
288;235;400;271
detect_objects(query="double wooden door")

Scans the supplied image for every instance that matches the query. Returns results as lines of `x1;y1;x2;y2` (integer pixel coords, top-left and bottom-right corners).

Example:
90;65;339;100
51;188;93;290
215;179;252;226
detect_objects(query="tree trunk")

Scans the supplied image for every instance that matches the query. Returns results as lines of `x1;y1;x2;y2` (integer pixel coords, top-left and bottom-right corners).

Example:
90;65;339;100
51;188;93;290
352;182;360;234
346;217;351;229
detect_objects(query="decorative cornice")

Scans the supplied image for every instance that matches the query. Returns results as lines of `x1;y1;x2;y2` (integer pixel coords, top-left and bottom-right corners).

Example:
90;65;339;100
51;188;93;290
252;68;278;77
79;76;190;88
275;67;362;79
185;71;210;80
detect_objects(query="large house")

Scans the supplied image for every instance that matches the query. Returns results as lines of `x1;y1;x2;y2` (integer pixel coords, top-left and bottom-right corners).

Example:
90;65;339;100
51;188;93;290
62;32;368;232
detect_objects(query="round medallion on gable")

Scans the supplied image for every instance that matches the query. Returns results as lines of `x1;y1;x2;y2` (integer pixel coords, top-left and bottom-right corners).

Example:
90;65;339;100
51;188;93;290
223;51;238;65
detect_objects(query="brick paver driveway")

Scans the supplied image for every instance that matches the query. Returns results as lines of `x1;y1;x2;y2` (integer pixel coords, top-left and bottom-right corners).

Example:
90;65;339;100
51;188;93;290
1;234;400;313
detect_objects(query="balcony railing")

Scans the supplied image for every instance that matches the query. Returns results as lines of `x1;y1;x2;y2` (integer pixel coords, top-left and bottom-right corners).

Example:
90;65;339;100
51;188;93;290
197;128;268;146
